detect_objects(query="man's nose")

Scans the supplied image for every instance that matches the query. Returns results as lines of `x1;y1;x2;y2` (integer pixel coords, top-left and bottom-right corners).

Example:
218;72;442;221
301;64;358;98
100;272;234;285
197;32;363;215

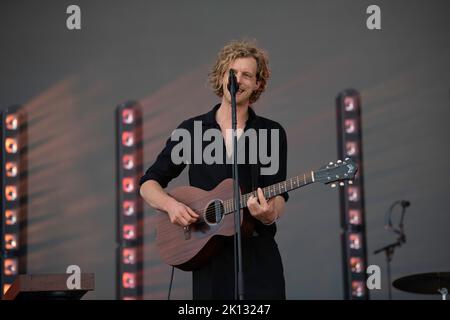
235;73;242;84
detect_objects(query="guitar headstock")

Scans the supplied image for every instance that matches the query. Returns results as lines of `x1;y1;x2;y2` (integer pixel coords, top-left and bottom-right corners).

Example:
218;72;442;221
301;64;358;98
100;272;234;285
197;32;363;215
314;158;358;187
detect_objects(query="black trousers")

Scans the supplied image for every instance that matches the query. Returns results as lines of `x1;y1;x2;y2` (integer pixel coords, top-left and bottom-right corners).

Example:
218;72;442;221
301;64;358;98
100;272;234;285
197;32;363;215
192;232;286;300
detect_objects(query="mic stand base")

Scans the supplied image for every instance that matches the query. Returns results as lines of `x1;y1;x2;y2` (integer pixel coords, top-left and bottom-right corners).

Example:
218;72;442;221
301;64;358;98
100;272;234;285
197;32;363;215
373;240;403;300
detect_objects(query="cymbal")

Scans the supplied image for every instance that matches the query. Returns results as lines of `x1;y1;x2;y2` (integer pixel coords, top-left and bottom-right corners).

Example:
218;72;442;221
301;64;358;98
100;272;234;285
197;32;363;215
393;272;450;294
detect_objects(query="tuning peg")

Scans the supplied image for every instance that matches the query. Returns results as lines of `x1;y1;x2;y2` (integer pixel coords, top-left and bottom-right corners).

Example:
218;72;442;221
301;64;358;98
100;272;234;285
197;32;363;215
337;160;342;164
339;182;345;186
348;180;353;185
329;162;333;166
331;183;336;188
345;157;350;161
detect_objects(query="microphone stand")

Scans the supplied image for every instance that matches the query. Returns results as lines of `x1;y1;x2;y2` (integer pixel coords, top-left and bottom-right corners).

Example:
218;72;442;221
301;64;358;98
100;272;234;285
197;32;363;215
229;70;245;300
373;239;403;300
373;201;408;300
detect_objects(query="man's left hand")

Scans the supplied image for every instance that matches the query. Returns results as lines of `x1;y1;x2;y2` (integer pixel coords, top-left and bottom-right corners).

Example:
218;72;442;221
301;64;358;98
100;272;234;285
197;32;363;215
247;188;280;225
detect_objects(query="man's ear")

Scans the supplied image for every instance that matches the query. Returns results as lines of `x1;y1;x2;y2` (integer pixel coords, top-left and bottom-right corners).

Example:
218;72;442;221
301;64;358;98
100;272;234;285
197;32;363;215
254;80;260;91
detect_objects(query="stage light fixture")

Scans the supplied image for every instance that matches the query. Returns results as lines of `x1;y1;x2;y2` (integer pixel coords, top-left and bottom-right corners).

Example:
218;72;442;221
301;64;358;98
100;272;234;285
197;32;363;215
122;132;135;147
5;138;18;154
349;233;362;250
5;234;18;250
123;225;136;240
116;101;144;299
336;89;368;300
345;141;358;156
122;272;136;289
349;209;362;225
351;281;365;298
122;109;135;124
123;201;135;216
122;178;135;193
4;259;18;276
350;257;364;273
5;210;18;225
345;119;357;134
344;96;357;112
1;105;28;299
5;114;18;130
3;284;11;295
5;185;18;201
5;162;18;177
123;248;137;264
123;154;135;170
347;186;359;202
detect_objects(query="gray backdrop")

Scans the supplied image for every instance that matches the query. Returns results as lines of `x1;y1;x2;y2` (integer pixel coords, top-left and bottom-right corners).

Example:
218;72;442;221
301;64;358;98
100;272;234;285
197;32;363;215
1;0;449;299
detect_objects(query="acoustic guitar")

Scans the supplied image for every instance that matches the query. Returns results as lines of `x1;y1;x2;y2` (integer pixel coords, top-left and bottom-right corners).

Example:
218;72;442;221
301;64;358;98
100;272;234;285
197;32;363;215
153;158;357;271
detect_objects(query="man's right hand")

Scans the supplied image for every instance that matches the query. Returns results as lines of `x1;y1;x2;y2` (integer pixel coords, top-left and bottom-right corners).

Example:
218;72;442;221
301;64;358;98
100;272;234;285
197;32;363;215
166;200;199;227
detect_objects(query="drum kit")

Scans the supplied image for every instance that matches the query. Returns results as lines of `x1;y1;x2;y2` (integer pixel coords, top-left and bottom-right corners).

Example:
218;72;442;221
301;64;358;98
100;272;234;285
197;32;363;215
393;272;450;300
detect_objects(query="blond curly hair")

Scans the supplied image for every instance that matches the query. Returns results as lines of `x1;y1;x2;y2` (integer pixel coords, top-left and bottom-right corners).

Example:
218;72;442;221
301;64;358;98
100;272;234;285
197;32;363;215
208;40;270;104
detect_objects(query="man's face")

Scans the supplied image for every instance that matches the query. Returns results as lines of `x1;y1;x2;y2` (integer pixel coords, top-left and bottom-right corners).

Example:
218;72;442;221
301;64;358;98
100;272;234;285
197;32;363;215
222;57;260;106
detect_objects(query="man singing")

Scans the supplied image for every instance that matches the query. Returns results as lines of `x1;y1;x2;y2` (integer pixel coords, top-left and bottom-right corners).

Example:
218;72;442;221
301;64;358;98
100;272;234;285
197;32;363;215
140;40;289;299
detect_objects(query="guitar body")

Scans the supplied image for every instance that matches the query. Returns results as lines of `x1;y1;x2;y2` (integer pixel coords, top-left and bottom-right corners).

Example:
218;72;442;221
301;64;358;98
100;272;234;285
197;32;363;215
154;178;254;271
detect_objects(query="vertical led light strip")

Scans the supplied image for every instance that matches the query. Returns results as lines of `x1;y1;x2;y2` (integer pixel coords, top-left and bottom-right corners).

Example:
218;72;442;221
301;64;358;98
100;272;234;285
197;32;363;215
336;90;369;300
115;101;144;300
1;105;28;298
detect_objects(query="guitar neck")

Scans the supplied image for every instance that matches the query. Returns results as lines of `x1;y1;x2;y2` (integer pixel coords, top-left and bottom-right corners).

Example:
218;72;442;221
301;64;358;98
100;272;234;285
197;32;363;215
223;171;315;214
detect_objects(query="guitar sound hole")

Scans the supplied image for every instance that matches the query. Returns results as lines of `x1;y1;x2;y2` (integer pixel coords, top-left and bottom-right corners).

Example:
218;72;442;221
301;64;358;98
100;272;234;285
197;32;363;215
204;200;224;225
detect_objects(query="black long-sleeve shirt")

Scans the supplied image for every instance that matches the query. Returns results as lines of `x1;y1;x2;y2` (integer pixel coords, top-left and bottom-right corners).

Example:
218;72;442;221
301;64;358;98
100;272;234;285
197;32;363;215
140;103;289;299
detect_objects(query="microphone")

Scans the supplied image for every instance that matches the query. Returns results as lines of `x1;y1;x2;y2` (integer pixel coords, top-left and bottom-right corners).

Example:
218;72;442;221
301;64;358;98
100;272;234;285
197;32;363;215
227;69;239;93
400;200;410;208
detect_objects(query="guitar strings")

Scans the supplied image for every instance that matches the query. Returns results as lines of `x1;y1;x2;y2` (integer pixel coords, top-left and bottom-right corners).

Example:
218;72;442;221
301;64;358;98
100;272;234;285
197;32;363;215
194;179;299;222
191;191;256;222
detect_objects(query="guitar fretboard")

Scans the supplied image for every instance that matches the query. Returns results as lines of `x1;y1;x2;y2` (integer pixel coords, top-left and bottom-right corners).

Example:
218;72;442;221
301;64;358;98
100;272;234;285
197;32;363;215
223;171;315;215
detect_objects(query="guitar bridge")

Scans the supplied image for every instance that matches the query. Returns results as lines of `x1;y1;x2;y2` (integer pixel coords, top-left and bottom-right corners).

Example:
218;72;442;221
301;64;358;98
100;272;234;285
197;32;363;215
183;226;191;240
